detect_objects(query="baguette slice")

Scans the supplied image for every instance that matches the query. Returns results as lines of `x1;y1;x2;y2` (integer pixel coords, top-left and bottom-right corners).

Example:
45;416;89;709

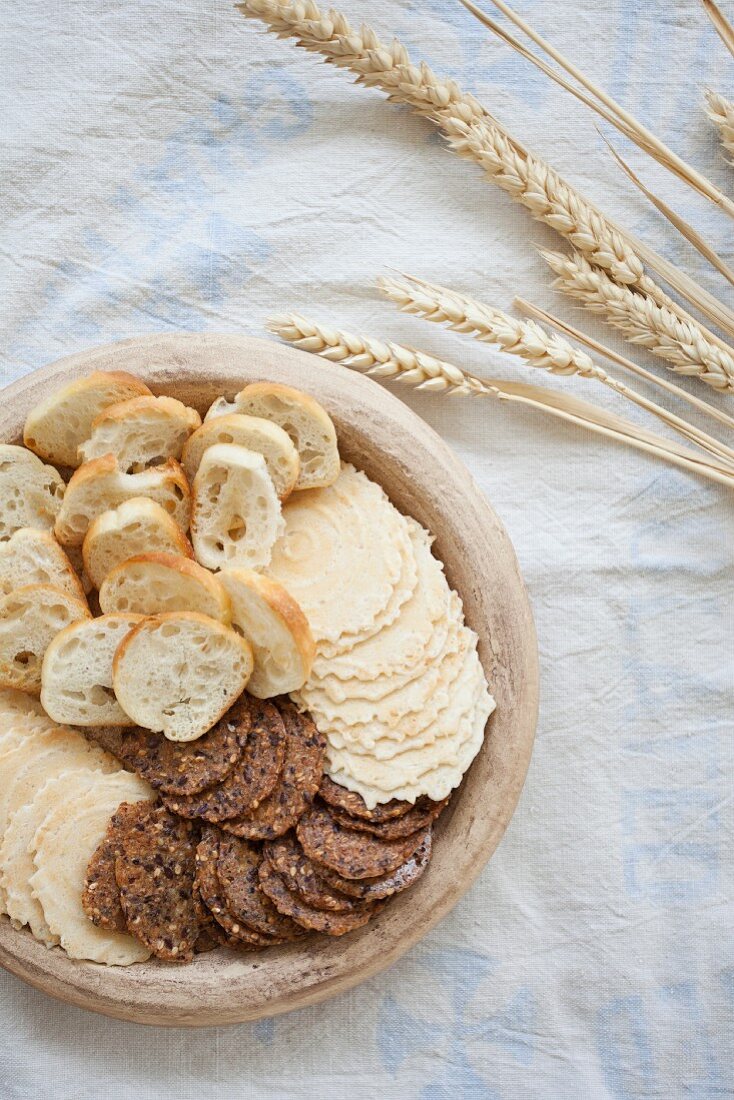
0;528;86;600
191;444;283;572
99;553;231;623
55;454;191;547
82;497;193;591
24;371;152;468
0;445;66;542
112;612;253;742
41;613;144;726
205;382;339;489
219;568;314;698
182;413;299;499
0;584;92;694
78;395;201;472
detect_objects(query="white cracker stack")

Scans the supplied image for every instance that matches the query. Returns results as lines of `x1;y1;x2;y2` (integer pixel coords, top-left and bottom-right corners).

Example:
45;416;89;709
268;464;496;808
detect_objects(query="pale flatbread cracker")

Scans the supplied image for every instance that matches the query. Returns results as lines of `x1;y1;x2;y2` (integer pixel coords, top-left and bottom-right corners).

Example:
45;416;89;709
267;465;403;644
30;770;153;964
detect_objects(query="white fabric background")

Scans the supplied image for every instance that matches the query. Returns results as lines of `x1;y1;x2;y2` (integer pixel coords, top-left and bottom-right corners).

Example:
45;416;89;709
1;1;734;1096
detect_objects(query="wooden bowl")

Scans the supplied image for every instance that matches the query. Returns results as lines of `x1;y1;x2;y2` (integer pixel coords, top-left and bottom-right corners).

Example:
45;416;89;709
0;333;538;1026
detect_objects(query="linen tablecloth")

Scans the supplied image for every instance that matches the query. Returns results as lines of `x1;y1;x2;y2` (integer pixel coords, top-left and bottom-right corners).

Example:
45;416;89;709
1;0;733;1095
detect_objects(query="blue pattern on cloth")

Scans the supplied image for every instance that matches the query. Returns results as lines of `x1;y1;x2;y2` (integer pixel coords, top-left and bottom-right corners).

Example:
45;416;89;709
1;0;733;1096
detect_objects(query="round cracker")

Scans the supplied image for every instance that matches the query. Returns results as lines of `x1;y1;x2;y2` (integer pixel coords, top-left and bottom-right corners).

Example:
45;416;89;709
263;833;360;913
216;832;304;940
317;831;433;900
82;801;147;932
296;805;430;880
162;698;285;821
221;701;325;840
258;859;383;936
114;802;200;962
328;796;449;840
318;776;415;822
194;830;279;947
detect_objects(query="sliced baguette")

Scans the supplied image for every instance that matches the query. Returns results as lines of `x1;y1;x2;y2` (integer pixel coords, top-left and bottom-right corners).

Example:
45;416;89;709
99;553;231;622
0;584;91;694
219;568;314;698
0;445;66;542
54;454;191;547
41;613;144;726
190;443;283;572
206;382;339;489
0;528;86;601
182;413;299;499
78;395;201;472
24;371;152;468
112;611;253;742
82;497;193;590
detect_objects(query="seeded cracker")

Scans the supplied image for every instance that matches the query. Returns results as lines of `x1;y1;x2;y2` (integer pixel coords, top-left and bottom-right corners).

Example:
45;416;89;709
82;801;150;932
297;805;430;879
114;802;200;962
117;699;250;795
216;832;305;940
264;833;361;913
258;859;384;935
317;831;433;900
318;776;416;822
328;796;449;840
162;698;285;821
222;700;325;840
194;829;277;947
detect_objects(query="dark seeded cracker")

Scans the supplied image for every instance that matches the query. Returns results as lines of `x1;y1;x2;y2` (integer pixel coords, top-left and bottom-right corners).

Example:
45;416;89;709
317;831;433;900
82;801;152;932
162;699;285;821
194;829;278;948
221;701;325;840
328;797;449;840
258;860;385;936
297;805;430;879
216;832;305;940
263;833;361;913
318;776;416;822
114;802;200;962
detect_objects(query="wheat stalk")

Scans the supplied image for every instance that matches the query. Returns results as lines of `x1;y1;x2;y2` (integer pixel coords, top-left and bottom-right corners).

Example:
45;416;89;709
459;0;734;220
706;89;734;161
543;251;734;392
236;0;734;345
701;0;734;59
377;274;734;465
514;296;734;435
267;313;734;489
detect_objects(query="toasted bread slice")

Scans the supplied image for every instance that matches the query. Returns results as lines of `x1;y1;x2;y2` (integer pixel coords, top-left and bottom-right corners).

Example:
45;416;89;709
99;553;231;622
0;528;86;601
112;612;253;742
0;584;92;694
182;413;299;500
55;454;191;547
206;382;339;489
219;568;314;698
82;497;193;590
41;613;144;726
0;445;66;542
78;395;201;472
190;444;283;572
24;371;152;468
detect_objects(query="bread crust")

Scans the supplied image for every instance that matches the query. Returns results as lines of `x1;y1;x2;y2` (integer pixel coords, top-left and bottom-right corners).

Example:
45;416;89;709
182;413;299;499
99;552;232;624
24;371;152;467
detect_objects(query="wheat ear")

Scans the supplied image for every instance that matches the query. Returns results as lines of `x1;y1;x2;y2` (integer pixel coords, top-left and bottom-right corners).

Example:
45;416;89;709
267;313;734;489
237;0;734;344
377;274;734;466
543;251;734;392
514;297;734;435
701;0;734;59
706;90;734;161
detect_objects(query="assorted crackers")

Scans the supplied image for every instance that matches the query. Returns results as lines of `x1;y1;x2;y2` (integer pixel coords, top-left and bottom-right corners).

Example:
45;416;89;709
0;369;496;968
